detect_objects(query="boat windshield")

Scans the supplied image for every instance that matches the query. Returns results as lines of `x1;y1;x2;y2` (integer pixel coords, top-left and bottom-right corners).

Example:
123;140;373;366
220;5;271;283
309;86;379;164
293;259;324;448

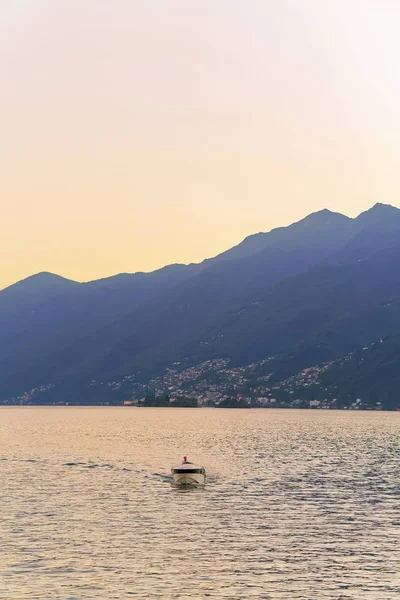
172;468;204;474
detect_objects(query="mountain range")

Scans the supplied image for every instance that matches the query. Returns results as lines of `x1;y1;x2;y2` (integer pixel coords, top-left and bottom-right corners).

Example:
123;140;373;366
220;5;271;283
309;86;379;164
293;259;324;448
2;202;400;408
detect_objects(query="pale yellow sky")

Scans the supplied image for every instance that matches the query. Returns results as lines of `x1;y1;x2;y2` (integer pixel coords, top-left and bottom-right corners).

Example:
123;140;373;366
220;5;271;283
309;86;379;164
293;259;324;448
1;0;400;288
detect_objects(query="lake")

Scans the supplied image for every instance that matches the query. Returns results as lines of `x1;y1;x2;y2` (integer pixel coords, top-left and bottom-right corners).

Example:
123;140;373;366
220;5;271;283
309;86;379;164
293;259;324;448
1;407;399;599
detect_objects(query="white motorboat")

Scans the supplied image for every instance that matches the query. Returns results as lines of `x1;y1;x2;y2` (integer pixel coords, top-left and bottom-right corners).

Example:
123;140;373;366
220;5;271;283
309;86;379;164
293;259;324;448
171;457;206;486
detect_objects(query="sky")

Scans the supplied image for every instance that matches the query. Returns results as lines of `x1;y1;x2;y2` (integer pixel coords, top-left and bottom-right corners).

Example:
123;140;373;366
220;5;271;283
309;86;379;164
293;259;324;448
1;0;400;288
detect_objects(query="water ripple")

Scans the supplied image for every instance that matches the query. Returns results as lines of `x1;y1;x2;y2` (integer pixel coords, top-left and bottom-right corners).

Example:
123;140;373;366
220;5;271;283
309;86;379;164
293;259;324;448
0;407;399;599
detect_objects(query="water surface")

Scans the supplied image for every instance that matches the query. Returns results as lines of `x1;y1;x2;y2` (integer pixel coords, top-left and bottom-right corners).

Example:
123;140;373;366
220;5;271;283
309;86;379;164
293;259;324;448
1;407;399;599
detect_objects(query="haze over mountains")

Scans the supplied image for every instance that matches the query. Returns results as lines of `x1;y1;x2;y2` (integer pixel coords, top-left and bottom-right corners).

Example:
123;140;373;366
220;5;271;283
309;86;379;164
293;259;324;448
2;202;400;407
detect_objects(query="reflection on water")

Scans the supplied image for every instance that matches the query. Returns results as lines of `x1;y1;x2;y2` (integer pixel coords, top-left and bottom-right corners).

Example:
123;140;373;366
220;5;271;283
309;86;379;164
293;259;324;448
0;407;399;599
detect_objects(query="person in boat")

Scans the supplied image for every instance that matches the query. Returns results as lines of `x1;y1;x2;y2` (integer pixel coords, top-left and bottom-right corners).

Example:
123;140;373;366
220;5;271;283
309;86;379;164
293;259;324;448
182;456;191;464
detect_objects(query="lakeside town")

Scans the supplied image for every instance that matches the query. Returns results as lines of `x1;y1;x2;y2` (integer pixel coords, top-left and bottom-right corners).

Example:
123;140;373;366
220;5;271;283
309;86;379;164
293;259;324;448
2;350;387;410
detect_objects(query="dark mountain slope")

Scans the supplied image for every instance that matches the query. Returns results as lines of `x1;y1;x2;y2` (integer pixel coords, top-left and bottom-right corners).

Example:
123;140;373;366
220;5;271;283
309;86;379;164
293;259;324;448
0;272;79;316
194;243;400;365
92;212;400;382
0;264;198;383
2;203;400;401
319;335;400;410
209;208;351;263
355;202;400;227
3;207;343;369
0;208;357;396
245;296;400;389
0;272;81;365
62;237;400;392
327;203;400;265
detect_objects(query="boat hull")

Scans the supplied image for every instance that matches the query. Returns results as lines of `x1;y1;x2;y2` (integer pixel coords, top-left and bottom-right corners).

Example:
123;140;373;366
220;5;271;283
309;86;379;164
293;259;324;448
171;467;206;486
172;473;205;486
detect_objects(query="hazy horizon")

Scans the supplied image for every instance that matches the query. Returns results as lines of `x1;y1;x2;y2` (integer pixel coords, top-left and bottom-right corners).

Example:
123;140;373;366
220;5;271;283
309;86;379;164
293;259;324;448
2;1;400;289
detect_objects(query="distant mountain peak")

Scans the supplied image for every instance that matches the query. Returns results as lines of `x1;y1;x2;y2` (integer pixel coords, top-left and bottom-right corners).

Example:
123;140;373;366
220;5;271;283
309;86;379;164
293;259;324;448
29;271;69;280
371;202;398;211
294;208;350;230
206;207;351;265
1;272;78;294
315;208;333;215
357;203;400;224
20;271;77;285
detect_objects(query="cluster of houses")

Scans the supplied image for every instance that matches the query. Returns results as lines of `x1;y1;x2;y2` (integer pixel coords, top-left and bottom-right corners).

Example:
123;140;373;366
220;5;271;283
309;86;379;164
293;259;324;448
2;349;383;410
139;356;378;410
